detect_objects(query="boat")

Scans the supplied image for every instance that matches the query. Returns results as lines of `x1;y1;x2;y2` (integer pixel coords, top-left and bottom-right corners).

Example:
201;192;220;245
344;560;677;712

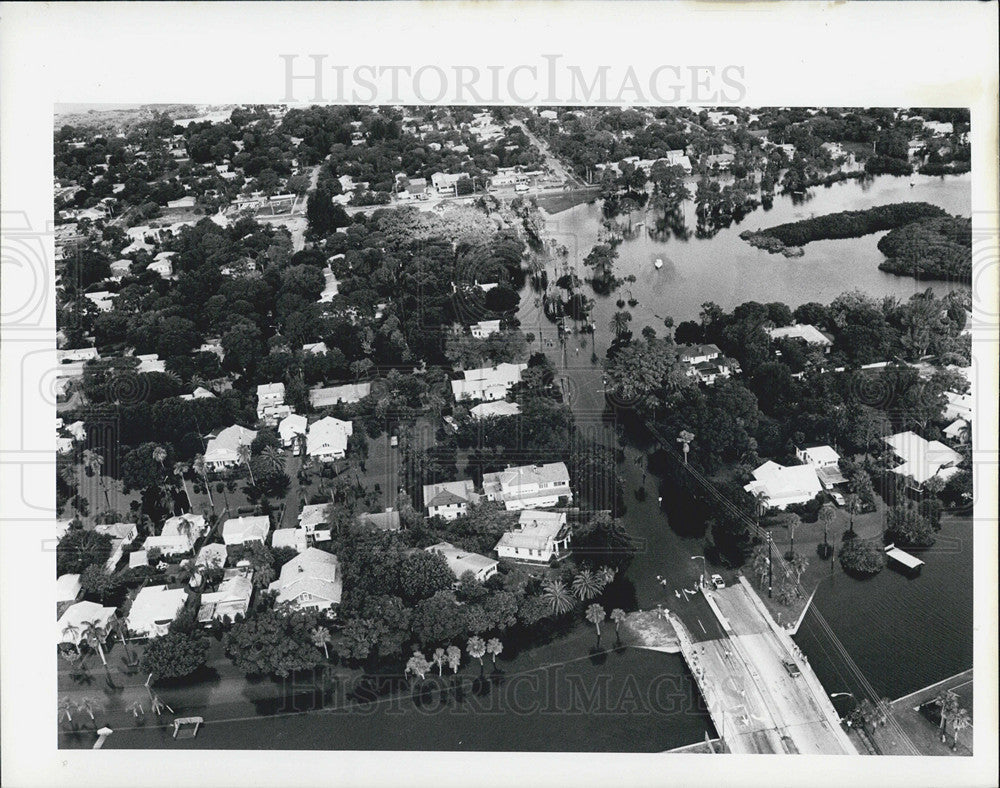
654;258;663;269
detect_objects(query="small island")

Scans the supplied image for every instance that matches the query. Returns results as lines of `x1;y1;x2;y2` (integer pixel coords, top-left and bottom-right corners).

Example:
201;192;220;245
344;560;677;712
877;214;972;283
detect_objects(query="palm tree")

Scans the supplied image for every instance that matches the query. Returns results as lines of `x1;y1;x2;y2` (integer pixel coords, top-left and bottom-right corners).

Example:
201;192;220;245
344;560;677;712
83;450;110;510
677;430;695;464
446;645;462;674
585;603;606;641
61;623;82;656
750;543;771;589
112;615;137;667
173;462;193;508
485;637;503;667
845;493;861;537
818;502;835;551
260;445;286;475
598;566;617;585
193;455;215;512
571;569;605;601
75;696;102;721
784;513;801;560
950;707;971;751
432;647;446;676
752;490;770;524
127;700;145;718
541;579;575;615
788;553;809;586
237;444;256;487
80;620;108;667
467;636;486;672
932;689;959;740
609;310;632;341
610;608;627;640
311;626;331;659
152;444;167;470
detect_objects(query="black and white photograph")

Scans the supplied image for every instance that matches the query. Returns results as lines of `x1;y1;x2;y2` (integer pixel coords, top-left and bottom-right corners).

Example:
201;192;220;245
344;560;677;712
1;3;997;787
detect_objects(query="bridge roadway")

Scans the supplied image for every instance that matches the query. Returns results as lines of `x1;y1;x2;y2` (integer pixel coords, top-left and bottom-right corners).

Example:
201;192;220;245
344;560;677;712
669;577;857;755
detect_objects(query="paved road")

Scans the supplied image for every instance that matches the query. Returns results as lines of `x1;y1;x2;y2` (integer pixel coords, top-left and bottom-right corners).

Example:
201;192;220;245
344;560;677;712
510;119;584;187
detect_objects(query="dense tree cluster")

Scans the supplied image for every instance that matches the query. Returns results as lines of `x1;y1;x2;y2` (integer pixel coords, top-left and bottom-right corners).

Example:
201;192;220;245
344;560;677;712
877;215;972;282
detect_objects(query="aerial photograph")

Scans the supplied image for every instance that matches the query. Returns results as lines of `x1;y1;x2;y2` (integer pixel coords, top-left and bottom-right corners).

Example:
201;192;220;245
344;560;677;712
53;104;974;755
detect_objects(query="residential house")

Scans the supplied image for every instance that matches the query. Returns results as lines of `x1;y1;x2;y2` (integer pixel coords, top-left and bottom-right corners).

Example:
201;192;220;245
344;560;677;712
482;462;572;511
309;382;372;408
167;195;196;210
795;445;847;488
279;413;308;451
451;363;527;402
222;515;271;547
58;347;100;365
431;172;464;193
943;418;970;444
135;353;166;374
470;320;501;339
357;509;402;531
195;543;228;570
94;522;138;544
495;510;572;563
268;548;343;613
84;291;116;312
423;479;479;520
943;391;972;422
109;259;132;279
198;570;253;624
318;267;339;303
767;324;833;352
470;400;521;419
678;344;739;385
302;341;329;355
203;425;257;471
147;253;174;279
272;528;308;553
744;460;823;509
256;382;292;425
299;503;332;542
306;416;353;462
180;386;216;401
58;601;117;647
426;542;498;582
883;431;963;488
127;585;188;638
56;574;83;605
705;153;735;171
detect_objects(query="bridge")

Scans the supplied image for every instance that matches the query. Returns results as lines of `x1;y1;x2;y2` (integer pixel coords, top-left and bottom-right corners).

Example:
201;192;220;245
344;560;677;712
662;577;857;754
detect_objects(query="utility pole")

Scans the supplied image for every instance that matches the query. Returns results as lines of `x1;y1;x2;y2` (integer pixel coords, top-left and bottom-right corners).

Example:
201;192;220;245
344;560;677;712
767;532;773;598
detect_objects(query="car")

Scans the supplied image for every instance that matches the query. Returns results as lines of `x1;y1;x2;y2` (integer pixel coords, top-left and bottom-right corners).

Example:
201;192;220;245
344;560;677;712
710;574;726;590
830;491;846;507
782;659;801;678
390;435;399;447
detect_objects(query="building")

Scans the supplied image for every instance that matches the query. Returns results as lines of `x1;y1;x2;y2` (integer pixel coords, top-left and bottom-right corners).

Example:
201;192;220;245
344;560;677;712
423;479;479;520
58;601;117;647
431;171;464;193
469;400;521;419
306;416;353;462
94;522;138;544
272;528;308;553
268;548;342;613
56;574;83;605
198;571;253;624
162;514;207;548
706;153;735;171
180;386;216;401
58;347;100;365
298;503;330;541
278;413;308;451
256;382;292;425
309;382;372;409
109;259;132;279
482;462;572;511
147;257;173;279
743;460;823;509
883;431;963;488
943;418;970;444
127;585;188;638
357;509;402;531
451;363;527;402
943;391;972;422
302;341;329;355
195;543;228;570
203;425;257;471
470;320;501;339
425;542;498;582
495;510;572;563
84;291;116;312
767;324;833;351
795;445;847;488
167;195;197;210
676;344;739;385
678;344;724;366
222;515;271;547
318;267;339;302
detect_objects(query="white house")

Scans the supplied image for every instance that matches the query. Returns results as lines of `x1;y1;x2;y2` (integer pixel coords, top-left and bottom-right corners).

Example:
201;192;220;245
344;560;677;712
94;522;138;544
306;416;353;462
318;268;339;303
309;382;372;408
357;509;402;531
425;542;498;582
222;515;270;547
180;386;216;401
298;503;330;541
482;462;572;511
302;341;329;355
767;324;833;352
883;431;963;488
271;528;308;553
196;543;228;570
58;347;100;365
167;195;196;209
84;291;116;312
278;413;308;451
147;258;173;279
470;320;501;339
469;400;521;419
56;574;83;604
451;363;527;402
795;445;847;488
58;601;117;647
198;571;253;624
203;425;257;471
943;391;972;422
256;382;292;425
162;514;207;548
127;585;188;638
678;344;723;366
431;171;464;193
495;510;572;563
943;418;970;444
422;479;479;520
268;548;342;613
744;460;823;509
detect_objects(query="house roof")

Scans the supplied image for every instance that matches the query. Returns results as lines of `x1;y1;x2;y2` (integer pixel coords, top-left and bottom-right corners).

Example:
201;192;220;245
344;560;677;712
222;515;271;544
469;401;521;419
744;461;822;502
423;479;477;509
489;462;569;489
299;503;330;529
94;522;136;542
451;363;526;400
58;601;116;645
799;445;840;464
56;573;82;602
196;543;227;569
883;431;963;485
204;425;257;463
357;510;401;531
306;416;353;457
271;529;307;552
257;382;285;397
126;585;187;634
278;413;308;440
426;542;497;578
767;324;833;346
309;382;372;408
496;510;568;551
269;548;342;606
678;344;721;360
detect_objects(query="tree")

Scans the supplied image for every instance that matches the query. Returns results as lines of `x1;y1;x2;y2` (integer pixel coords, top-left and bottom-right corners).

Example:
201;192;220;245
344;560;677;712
80;620;109;667
541;579;575;615
932;689;959;740
571;569;605;601
844;493;861;538
193;454;215;512
838;539;885;576
485;637;503;667
57;529;113;575
223;607;322;677
886;504;936;548
412;591;469;648
140;631;210;680
446;644;462;674
467;635;487;671
950;707;971;751
585;603;606;641
818;502;836;554
173;462;193;508
237;444;256;487
398;551;455;605
260;445;286;475
610;608;627;640
405;650;431;683
310;626;332;660
432;646;446;676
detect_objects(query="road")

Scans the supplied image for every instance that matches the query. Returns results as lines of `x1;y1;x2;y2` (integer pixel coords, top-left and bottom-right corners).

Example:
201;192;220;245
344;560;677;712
510;119;584;187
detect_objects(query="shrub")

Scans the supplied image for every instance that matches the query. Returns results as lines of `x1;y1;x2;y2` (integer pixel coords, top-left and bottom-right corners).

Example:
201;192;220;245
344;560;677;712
839;539;885;577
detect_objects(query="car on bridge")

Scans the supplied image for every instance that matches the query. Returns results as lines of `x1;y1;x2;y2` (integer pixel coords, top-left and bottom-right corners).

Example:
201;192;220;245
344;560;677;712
710;574;726;590
782;659;802;678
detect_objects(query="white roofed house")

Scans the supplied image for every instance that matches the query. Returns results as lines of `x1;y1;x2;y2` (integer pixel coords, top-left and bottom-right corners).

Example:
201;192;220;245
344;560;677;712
495;510;572;564
318;268;340;303
795;445;847;489
298;503;331;542
84;291;116;312
180;386;216;401
56;573;83;605
943;391;972;422
470;400;521;419
58;601;117;648
272;528;308;553
198;569;254;624
268;547;343;613
94;521;138;545
482;462;573;511
256;382;292;426
203;424;257;471
222;515;271;547
425;542;498;582
306;416;353;463
943;418;970;445
126;585;188;639
422;479;480;520
883;431;963;490
309;382;372;409
357;509;402;532
278;413;308;452
135;353;166;374
302;341;329;355
743;460;823;510
147;254;174;279
470;320;501;339
767;324;833;353
451;363;527;402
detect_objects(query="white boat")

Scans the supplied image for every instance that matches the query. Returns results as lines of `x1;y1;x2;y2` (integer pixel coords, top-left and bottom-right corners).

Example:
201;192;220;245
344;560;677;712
654;258;663;269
